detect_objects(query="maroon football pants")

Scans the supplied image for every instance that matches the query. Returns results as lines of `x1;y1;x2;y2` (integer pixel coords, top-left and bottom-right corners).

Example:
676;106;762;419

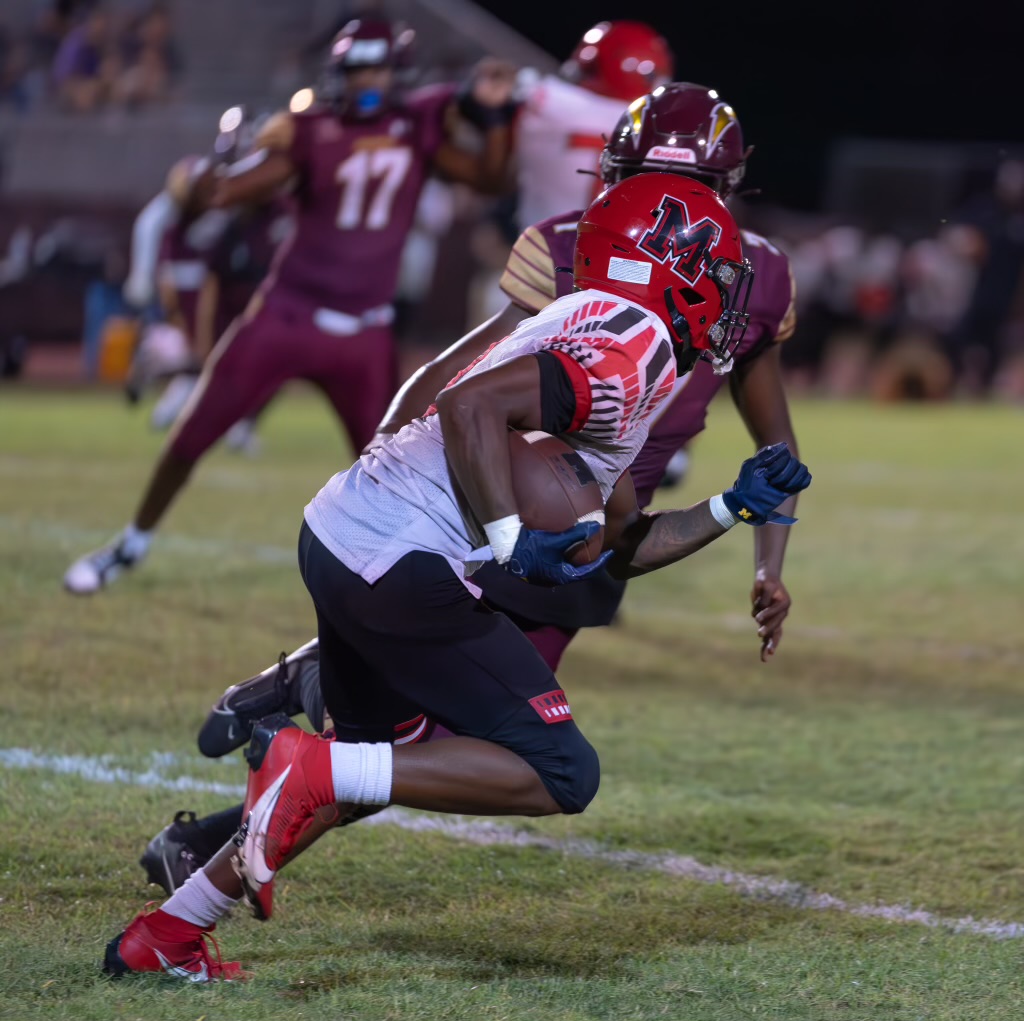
168;289;398;463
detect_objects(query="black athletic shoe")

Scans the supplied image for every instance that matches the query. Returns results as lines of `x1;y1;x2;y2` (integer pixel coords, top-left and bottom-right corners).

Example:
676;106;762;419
139;810;208;895
197;640;320;758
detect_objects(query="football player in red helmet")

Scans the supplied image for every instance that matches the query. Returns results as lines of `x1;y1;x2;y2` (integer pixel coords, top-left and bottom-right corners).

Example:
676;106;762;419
386;83;800;665
64;17;518;596
137;84;805;899
573;174;752;375
562;20;674;102
105;172;809;979
515;20;675;227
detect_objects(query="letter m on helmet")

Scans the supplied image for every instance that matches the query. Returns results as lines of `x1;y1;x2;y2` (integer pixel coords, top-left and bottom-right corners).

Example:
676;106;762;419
637;195;722;286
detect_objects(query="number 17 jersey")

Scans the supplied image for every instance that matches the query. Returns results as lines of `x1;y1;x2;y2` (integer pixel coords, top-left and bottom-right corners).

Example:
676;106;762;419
256;87;453;315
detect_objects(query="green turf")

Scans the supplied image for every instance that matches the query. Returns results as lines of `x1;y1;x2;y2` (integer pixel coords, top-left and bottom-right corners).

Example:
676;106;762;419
2;386;1023;1019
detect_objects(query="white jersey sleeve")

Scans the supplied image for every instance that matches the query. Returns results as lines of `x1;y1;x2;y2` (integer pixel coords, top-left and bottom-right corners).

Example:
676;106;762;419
303;290;676;594
515;74;627;229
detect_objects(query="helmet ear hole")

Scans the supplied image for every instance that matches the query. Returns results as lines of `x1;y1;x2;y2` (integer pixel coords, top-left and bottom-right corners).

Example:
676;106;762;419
680;287;706;307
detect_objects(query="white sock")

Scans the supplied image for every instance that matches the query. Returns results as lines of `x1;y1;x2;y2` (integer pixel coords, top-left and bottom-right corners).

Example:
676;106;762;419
330;741;393;805
161;868;239;928
121;523;153;559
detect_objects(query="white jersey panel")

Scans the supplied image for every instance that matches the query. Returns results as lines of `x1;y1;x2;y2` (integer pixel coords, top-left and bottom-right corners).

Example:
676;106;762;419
303;289;676;592
515;74;626;228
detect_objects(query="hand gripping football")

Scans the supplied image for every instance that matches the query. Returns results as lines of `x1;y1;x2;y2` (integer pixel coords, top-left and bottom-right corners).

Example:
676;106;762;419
508;430;605;565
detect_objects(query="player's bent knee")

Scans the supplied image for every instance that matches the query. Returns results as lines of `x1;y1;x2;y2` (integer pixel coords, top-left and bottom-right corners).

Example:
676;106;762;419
530;726;601;816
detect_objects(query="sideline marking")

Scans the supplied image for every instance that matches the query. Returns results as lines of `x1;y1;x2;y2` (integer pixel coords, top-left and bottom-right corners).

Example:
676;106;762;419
3;746;1022;940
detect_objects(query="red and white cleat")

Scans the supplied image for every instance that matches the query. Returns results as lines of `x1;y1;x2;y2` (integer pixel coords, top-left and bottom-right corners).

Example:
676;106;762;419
103;904;247;982
233;714;335;920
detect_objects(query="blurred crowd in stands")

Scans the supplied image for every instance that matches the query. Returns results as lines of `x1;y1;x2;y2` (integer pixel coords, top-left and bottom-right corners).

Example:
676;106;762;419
0;0;181;113
759;159;1024;401
461;158;1024;402
2;3;1023;402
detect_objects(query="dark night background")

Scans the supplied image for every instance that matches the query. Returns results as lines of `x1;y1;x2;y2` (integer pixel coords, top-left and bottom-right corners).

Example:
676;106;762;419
474;0;1020;217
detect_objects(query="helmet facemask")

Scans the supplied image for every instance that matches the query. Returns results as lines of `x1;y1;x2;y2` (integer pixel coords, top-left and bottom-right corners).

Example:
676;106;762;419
663;253;753;375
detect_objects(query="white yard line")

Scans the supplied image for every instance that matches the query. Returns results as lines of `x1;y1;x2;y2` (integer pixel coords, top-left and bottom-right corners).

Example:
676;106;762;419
0;514;296;565
3;746;1022;941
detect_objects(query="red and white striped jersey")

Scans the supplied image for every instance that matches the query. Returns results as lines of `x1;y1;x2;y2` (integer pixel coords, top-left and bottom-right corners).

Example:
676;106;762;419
304;288;676;593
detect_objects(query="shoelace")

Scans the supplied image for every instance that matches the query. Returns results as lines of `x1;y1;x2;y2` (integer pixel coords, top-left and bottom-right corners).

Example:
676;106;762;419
191;929;232;979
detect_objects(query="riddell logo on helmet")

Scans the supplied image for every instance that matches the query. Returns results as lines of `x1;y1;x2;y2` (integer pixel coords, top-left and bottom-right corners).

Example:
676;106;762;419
638;196;722;286
645;145;697;164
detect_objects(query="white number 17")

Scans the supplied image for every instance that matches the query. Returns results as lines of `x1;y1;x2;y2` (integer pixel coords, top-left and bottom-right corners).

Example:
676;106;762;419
335;148;413;230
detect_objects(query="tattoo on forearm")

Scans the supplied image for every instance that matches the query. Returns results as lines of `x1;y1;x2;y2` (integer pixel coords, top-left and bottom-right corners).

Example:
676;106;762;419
616;502;726;577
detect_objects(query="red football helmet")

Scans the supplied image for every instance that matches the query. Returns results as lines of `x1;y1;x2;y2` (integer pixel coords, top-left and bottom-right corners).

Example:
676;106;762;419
600;83;749;197
574;173;753;374
563;21;674;103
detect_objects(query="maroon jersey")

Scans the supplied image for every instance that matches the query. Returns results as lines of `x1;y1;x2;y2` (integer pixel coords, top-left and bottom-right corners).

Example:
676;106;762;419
499;210;797;508
259;86;454;314
157;219;210;339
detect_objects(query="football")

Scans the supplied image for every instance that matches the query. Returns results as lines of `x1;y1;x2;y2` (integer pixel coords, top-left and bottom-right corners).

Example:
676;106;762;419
508;430;606;565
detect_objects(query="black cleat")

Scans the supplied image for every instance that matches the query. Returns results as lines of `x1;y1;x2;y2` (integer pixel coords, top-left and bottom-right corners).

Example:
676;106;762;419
103;931;130;979
197;639;320;758
139;810;208;895
63;536;145;595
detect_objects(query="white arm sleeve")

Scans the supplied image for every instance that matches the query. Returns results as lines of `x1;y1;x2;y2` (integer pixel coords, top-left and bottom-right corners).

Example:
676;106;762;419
123;191;180;307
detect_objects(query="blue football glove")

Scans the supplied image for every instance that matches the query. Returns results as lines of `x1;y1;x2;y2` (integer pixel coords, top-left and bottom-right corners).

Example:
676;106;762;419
721;442;812;526
506;520;611;586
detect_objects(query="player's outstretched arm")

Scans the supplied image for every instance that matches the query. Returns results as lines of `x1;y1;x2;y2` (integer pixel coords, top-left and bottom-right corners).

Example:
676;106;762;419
208;112;298;209
730;343;801;658
604;472;728;580
607;444;812;579
432;58;518;195
371;301;530;444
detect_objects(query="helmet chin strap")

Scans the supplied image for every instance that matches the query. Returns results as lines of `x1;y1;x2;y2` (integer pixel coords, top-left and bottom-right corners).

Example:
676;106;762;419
664;287;700;374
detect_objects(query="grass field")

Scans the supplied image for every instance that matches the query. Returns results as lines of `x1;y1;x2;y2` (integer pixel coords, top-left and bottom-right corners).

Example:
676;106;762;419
2;386;1024;1020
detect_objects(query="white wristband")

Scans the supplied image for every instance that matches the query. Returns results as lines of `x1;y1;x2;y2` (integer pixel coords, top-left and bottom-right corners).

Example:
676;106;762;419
709;494;739;530
484;513;523;565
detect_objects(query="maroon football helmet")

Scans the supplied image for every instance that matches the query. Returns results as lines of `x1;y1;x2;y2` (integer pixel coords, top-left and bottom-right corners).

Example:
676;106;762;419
600;83;749;198
327;17;415;70
574;173;752;374
322;18;416;117
563;21;674;102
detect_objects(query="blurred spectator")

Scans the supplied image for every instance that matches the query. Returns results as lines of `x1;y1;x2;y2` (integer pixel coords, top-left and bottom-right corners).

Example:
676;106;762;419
0;22;31;111
48;2;181;113
781;225;867;393
83;245;133;377
51;5;119;112
32;1;91;67
942;157;1024;396
114;3;182;108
